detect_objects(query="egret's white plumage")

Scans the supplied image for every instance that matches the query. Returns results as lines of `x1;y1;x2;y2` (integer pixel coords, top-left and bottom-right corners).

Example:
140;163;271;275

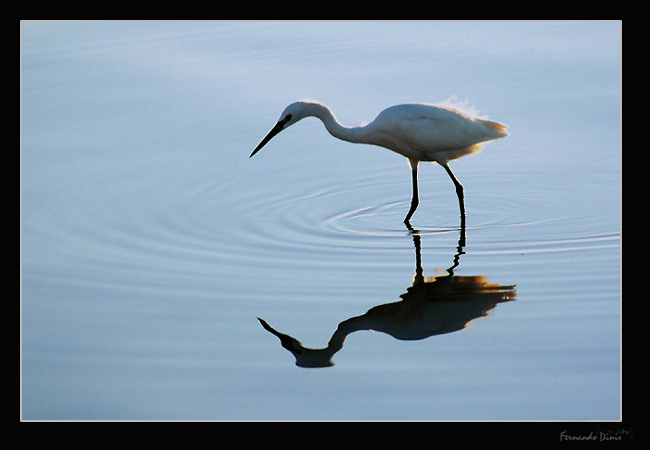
362;103;508;163
250;100;508;224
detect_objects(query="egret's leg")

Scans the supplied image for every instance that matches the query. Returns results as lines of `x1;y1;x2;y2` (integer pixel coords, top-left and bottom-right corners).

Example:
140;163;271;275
443;163;465;218
404;160;419;224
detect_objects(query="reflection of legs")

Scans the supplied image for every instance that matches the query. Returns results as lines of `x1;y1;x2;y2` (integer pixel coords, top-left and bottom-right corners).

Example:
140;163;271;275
404;159;419;224
405;222;424;283
442;163;465;219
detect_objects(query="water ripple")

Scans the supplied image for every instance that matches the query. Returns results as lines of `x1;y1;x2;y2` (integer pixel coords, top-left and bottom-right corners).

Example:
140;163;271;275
172;164;620;263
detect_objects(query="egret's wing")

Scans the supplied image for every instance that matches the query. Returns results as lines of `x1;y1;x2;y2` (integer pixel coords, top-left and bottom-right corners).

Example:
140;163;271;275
377;104;507;153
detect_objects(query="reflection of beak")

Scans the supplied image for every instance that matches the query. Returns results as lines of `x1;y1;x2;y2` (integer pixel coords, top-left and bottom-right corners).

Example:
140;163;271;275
257;318;303;354
250;120;285;158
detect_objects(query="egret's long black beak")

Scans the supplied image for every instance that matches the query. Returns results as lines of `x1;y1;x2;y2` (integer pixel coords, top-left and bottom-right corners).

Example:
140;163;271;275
250;120;285;158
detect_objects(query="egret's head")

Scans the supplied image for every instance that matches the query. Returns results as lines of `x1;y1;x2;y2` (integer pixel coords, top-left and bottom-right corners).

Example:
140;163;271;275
249;101;313;158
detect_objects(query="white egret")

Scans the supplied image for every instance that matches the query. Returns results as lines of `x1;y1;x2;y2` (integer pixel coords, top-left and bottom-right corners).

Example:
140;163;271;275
250;100;508;224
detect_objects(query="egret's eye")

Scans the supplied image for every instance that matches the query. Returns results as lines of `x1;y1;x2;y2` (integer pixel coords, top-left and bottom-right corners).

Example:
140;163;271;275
284;114;292;123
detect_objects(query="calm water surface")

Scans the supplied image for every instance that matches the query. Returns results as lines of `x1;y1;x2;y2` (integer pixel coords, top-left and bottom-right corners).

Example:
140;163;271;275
21;21;621;420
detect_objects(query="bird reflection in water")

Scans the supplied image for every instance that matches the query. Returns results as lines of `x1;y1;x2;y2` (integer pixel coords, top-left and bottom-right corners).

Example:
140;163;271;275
258;224;515;368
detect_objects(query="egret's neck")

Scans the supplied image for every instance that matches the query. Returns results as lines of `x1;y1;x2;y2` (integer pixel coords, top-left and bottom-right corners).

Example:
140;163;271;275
308;103;372;145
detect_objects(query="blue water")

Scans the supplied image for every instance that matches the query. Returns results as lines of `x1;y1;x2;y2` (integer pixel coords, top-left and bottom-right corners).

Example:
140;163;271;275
21;21;620;420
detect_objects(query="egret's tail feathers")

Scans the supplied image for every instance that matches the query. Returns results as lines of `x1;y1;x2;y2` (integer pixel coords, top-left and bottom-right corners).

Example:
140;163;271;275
482;119;509;138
